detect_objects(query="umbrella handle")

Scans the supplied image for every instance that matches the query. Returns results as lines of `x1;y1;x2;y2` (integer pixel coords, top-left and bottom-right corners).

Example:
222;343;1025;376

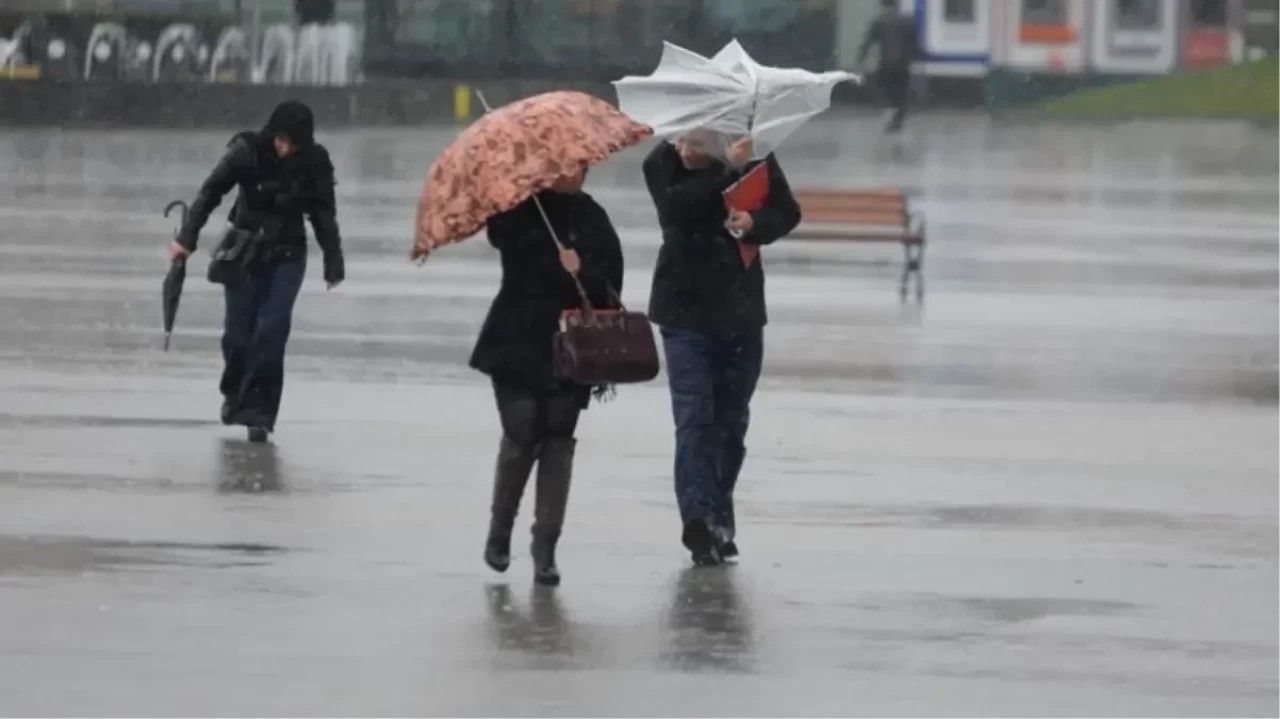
527;171;595;313
165;199;190;244
164;199;189;223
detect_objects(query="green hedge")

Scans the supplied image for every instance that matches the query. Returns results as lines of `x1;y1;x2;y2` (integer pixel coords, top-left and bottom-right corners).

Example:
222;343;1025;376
1034;58;1278;121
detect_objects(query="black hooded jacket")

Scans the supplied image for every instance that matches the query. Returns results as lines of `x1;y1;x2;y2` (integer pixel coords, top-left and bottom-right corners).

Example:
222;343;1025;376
642;142;800;337
177;100;345;283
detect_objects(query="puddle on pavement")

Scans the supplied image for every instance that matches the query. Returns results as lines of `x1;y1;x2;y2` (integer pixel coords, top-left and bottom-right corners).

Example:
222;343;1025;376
0;535;290;577
0;438;288;495
0;413;218;430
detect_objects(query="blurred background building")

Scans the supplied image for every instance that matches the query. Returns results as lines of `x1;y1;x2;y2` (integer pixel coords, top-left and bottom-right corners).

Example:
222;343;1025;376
0;0;1275;89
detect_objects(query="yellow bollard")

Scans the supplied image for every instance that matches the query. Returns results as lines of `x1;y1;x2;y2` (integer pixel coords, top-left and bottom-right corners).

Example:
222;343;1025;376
454;84;472;122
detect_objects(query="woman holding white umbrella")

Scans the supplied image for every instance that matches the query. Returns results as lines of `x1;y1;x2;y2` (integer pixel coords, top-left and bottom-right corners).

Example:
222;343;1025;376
641;129;798;567
618;40;856;566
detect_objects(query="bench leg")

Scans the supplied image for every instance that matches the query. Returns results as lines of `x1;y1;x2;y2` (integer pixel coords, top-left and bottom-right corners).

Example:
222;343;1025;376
900;242;925;303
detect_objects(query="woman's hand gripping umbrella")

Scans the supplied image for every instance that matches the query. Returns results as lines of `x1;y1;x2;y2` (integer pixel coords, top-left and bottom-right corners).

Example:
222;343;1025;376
411;90;653;261
161;199;189;352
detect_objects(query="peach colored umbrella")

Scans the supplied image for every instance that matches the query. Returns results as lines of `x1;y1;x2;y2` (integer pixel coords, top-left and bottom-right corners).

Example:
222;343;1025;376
412;90;652;260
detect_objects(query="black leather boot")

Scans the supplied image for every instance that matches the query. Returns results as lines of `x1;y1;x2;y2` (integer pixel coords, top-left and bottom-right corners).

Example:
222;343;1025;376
530;437;575;586
484;435;537;573
530;532;560;587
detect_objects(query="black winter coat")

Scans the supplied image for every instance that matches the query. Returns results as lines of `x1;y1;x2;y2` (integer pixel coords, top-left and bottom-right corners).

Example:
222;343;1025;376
469;191;624;392
177;130;345;284
642;143;800;337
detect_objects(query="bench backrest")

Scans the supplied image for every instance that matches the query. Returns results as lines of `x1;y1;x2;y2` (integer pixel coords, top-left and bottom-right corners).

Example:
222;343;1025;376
793;189;909;227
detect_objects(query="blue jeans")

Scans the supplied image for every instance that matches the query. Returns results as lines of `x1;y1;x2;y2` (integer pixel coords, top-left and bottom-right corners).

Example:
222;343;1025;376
220;256;307;431
661;327;764;539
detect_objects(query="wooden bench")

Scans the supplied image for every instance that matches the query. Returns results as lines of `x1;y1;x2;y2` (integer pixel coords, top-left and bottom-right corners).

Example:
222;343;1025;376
790;189;927;302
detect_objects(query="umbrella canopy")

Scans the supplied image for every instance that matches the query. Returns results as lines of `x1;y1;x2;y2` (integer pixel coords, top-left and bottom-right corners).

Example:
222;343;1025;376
412;90;652;260
161;199;188;351
613;39;859;160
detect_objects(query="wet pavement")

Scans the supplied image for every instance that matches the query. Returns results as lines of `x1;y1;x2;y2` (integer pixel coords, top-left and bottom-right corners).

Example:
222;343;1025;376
0;115;1276;716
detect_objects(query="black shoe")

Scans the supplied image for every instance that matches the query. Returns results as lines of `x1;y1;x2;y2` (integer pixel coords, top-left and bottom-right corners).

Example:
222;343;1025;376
713;524;739;562
247;426;269;443
683;518;722;567
691;548;722;567
484;534;511;573
220;399;235;426
721;540;739;561
531;536;561;587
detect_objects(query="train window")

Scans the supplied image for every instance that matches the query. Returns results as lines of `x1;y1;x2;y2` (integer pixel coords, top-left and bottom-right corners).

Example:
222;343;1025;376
1022;0;1067;25
1190;0;1228;27
944;0;976;23
1115;0;1161;30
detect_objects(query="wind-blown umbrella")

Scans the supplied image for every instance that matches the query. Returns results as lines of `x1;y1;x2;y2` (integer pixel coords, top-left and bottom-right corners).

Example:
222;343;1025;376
613;39;859;160
161;199;188;352
413;90;652;260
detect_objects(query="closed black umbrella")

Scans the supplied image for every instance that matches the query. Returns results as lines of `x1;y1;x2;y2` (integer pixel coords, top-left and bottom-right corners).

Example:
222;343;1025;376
162;200;189;352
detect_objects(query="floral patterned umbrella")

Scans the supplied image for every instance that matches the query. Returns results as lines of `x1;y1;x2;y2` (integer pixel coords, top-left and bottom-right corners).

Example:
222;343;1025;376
412;90;652;260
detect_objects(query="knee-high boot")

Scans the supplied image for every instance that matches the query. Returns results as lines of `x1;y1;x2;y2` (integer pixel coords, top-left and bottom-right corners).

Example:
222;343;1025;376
485;435;537;573
530;437;575;586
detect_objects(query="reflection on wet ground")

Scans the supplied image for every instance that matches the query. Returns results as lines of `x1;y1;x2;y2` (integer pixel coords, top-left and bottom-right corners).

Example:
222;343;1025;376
216;438;286;493
484;584;591;663
662;568;755;674
0;116;1275;715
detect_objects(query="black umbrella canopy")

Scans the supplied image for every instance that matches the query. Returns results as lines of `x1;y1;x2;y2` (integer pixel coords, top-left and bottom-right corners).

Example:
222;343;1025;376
161;200;189;351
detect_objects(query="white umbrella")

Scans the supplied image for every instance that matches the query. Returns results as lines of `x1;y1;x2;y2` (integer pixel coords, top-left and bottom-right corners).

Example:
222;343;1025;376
613;39;860;160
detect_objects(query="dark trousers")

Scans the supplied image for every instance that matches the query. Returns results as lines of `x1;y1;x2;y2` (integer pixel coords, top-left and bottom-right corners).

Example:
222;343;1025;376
492;382;583;448
490;381;582;542
877;66;911;133
221;256;306;431
661;328;764;539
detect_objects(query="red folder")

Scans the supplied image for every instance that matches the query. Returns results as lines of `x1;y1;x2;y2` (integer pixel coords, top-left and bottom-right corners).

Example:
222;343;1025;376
722;162;770;267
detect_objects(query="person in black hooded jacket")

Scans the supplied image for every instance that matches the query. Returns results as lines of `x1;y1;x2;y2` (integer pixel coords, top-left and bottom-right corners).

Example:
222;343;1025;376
168;100;345;443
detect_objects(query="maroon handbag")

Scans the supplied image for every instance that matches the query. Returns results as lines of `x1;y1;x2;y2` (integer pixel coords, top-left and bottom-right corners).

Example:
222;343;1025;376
553;284;659;386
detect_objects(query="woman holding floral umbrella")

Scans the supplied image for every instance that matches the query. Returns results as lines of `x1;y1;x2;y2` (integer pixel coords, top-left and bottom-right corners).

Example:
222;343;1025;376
414;91;651;586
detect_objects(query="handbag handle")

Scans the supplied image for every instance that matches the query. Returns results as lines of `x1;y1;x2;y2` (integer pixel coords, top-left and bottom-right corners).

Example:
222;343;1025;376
568;269;628;319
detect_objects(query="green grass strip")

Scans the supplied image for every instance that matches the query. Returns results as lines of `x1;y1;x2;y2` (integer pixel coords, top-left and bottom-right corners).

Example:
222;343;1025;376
1034;57;1278;121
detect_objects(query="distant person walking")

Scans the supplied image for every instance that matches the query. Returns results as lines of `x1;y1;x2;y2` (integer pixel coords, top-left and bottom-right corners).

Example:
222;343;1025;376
857;0;920;134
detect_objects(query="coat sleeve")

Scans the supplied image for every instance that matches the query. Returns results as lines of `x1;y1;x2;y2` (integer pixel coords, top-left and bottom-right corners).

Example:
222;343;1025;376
578;203;624;309
642;142;735;229
743;155;801;246
304;146;344;283
856;15;884;66
177;139;250;251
